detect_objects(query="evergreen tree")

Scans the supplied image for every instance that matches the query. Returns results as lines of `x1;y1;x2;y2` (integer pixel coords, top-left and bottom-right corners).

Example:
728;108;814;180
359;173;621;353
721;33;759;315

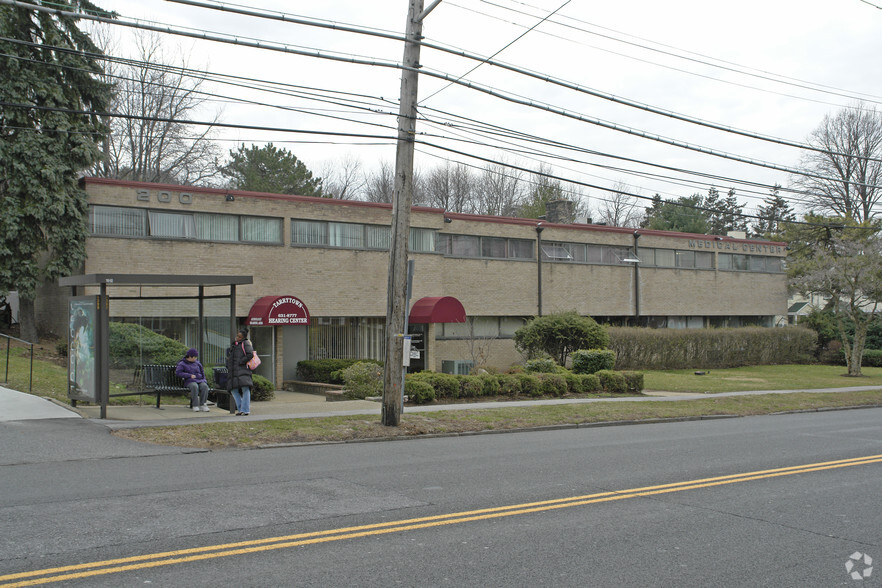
753;184;795;240
0;0;112;342
220;143;324;197
640;194;709;234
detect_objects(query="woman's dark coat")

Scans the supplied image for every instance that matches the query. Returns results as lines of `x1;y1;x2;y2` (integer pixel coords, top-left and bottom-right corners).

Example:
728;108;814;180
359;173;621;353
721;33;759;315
225;339;254;390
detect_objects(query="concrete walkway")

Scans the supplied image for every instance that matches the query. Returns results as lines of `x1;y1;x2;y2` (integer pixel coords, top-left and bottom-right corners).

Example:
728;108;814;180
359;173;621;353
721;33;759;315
3;384;882;429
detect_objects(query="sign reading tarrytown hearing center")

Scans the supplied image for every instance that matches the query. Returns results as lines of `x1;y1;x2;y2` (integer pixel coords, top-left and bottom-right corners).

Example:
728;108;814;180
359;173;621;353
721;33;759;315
688;239;784;254
247;296;310;326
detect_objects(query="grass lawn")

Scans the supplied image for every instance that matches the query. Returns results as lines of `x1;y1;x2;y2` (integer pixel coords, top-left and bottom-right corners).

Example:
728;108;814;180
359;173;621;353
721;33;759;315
4;340;881;449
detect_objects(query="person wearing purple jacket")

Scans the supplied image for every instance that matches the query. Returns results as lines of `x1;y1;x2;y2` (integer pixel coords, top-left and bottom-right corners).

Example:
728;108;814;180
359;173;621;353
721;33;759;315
176;348;210;412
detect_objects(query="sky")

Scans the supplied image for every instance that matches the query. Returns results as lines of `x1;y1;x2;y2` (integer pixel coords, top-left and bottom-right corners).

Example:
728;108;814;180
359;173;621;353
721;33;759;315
88;0;882;218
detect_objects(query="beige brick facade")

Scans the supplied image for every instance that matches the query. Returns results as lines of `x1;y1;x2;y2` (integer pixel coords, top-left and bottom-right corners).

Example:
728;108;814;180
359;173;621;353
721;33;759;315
39;178;789;375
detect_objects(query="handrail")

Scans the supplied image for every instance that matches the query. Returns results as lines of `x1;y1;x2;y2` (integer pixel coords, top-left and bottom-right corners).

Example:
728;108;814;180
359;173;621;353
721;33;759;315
1;333;35;394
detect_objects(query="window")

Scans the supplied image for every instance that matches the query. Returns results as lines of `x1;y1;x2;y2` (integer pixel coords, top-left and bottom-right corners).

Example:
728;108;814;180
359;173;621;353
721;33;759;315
695;251;714;269
410;227;435;252
242;216;282;243
148;210;196;239
482;237;507;258
366;225;390;249
637;248;655;266
328;222;364;248
655;249;675;267
508;239;535;259
676;250;695;268
292;220;326;245
195;213;238;241
450;235;480;257
90;206;146;237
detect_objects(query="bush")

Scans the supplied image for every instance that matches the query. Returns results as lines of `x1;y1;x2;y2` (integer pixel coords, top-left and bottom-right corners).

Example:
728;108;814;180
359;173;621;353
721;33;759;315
571;349;616;374
514;312;609;365
460;375;485;398
478;373;501;397
108;322;188;368
578;373;601;392
621;371;644;393
56;340;68;357
607;326;817;370
405;379;435;404
496;374;521;397
341;361;383;399
596;369;627;393
524;357;560;373
516;373;542;397
539;373;567;397
297;359;382;383
251;374;275;401
408;371;461;400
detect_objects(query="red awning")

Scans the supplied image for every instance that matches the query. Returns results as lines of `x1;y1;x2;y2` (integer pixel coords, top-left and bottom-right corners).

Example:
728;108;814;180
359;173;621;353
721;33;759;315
247;295;310;326
409;296;466;324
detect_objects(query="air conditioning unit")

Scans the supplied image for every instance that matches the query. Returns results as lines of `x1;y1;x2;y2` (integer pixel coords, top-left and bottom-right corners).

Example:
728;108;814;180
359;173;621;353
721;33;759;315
441;360;474;375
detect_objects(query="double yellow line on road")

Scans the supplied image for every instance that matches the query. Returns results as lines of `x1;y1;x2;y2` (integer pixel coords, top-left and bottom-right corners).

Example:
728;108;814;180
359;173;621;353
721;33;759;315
3;454;881;587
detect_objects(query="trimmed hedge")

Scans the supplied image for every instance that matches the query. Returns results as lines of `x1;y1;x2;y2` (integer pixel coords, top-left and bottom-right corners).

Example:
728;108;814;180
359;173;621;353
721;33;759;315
571;349;616;374
296;359;383;384
404;369;641;404
608;326;817;370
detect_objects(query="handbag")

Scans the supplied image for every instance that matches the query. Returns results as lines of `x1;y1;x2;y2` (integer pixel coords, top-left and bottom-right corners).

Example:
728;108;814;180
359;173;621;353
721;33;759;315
246;342;261;370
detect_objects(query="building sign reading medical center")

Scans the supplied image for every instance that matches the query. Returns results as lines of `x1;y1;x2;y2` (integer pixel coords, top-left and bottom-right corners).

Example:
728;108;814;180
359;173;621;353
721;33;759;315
247;295;310;326
687;240;785;255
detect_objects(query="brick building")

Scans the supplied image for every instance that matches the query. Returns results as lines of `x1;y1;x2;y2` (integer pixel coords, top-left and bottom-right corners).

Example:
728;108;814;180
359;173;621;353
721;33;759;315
38;177;788;385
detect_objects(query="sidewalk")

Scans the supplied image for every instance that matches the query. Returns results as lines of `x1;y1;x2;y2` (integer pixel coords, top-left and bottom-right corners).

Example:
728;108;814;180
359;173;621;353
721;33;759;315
3;384;882;429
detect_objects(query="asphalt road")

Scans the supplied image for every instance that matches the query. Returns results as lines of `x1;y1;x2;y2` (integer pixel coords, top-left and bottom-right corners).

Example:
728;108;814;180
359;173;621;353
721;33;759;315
1;408;880;587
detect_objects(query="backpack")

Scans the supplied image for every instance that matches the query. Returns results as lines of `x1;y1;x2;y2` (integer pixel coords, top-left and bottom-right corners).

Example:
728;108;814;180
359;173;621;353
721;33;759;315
246;341;261;370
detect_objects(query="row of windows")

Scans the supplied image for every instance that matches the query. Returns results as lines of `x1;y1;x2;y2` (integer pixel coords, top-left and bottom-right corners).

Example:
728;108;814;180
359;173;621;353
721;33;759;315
89;206;784;273
291;220;435;252
90;206;283;243
542;241;783;273
435;234;535;259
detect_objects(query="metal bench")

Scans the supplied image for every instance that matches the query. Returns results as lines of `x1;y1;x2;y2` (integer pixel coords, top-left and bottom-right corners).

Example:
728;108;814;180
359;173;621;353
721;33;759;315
141;364;234;412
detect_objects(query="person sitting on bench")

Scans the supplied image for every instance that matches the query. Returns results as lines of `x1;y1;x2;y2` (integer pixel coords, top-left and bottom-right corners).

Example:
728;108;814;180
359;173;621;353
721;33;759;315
176;348;210;412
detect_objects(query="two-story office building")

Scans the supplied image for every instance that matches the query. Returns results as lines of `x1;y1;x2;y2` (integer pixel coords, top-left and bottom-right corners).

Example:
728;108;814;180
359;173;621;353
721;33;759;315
36;177;788;385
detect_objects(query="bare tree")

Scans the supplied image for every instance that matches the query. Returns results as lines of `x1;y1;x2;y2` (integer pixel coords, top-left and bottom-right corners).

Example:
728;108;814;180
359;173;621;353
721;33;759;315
596;181;642;227
363;160;395;203
93;31;223;185
424;161;475;213
476;161;523;216
794;102;882;223
320;154;366;200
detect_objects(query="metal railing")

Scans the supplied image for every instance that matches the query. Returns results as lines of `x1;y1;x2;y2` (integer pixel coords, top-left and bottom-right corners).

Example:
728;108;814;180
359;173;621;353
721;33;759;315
1;333;34;394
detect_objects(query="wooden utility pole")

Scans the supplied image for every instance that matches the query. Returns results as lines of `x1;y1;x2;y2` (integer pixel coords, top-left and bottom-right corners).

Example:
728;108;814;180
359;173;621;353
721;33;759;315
382;0;429;426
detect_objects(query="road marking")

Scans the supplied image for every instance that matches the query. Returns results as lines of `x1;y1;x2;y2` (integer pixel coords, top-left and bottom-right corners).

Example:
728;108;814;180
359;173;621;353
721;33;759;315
2;454;880;587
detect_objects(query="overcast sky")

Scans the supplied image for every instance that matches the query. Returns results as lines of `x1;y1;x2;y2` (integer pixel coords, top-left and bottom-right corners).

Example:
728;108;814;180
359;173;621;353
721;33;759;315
91;0;882;216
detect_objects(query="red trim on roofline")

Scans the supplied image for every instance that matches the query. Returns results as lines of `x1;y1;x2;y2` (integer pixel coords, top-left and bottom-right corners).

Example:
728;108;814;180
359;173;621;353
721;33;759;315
81;177;785;247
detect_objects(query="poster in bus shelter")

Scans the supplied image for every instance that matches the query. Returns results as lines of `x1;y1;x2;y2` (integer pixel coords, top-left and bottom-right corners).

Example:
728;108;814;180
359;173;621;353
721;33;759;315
68;297;98;402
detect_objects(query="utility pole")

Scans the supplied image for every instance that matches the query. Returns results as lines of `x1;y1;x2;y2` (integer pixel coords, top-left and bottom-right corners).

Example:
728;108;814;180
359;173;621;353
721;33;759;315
382;0;432;426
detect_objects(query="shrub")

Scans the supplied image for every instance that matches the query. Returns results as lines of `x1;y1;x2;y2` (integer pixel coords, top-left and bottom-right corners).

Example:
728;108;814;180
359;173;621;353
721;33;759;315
405;379;435;404
56;340;68;357
460;375;485;398
571;349;616;374
596;369;627;393
621;371;644;393
539;373;567;397
297;359;382;383
563;372;582;394
478;373;501;397
496;374;521;397
341;361;383;399
408;372;461;400
108;322;188;368
251;374;275;401
516;373;542;397
524;357;560;373
514;311;609;365
578;373;601;392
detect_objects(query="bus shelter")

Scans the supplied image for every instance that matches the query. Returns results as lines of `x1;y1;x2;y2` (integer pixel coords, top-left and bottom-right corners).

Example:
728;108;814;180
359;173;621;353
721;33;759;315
58;274;252;418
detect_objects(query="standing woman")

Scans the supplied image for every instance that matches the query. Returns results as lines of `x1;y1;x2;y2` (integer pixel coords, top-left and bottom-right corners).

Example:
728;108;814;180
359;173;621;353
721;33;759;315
226;327;254;416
